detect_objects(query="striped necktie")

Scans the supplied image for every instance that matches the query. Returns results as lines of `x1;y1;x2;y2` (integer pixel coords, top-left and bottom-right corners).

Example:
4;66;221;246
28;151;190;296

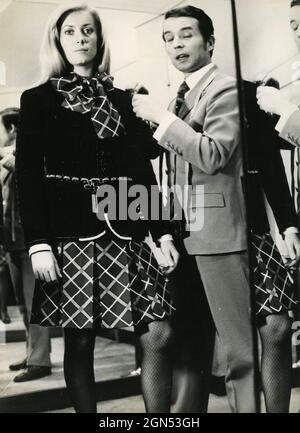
175;81;190;115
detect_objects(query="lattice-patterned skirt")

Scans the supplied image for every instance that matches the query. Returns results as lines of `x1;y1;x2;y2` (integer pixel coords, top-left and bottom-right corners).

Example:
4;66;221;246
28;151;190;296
252;232;298;317
31;238;174;329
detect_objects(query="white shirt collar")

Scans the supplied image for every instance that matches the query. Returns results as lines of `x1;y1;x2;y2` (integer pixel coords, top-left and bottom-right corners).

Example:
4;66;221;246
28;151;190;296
184;63;216;94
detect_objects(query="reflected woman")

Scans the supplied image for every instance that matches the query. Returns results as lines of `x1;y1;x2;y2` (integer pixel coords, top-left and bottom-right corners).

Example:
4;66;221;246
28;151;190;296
16;2;179;413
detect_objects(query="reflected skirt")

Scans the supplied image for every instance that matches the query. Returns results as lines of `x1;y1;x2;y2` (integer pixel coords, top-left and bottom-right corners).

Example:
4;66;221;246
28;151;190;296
31;238;174;329
252;232;298;316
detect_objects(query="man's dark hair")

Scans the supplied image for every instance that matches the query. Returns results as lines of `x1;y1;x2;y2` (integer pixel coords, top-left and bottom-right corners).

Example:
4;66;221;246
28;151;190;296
163;5;214;43
0;107;19;132
291;0;300;7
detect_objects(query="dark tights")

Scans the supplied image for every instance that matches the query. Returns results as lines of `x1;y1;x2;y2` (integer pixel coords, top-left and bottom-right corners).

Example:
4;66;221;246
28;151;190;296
258;312;292;413
63;320;173;413
64;328;97;413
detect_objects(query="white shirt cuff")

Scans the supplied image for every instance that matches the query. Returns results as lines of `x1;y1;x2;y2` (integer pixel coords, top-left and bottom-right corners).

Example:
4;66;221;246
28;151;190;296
29;243;52;256
283;226;299;236
153;113;177;142
275;105;298;133
157;234;173;243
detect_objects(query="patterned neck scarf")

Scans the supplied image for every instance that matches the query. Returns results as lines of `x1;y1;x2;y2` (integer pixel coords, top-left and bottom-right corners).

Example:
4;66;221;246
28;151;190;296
51;71;125;139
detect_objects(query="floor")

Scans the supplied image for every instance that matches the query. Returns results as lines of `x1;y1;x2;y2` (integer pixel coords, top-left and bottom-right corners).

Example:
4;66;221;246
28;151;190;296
0;307;136;405
47;389;300;413
1;307;300;413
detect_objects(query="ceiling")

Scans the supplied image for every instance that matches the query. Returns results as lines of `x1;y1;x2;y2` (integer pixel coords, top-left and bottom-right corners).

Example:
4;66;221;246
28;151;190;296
12;0;184;15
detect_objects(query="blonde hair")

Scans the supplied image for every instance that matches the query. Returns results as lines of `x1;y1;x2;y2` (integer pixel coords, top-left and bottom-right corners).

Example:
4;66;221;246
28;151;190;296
39;1;110;83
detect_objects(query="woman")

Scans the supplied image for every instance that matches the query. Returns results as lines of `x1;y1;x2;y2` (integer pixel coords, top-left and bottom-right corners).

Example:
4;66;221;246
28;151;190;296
245;79;300;413
256;0;300;391
16;2;179;413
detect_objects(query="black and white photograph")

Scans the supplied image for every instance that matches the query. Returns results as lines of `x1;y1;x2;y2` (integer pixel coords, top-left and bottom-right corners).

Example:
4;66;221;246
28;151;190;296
0;0;300;416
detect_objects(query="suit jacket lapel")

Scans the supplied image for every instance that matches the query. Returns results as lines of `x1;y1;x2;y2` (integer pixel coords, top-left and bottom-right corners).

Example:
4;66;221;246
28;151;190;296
165;65;218;190
178;64;218;119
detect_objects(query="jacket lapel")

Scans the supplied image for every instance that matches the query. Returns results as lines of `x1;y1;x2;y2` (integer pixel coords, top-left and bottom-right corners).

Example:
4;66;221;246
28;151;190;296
178;64;218;119
165;66;218;193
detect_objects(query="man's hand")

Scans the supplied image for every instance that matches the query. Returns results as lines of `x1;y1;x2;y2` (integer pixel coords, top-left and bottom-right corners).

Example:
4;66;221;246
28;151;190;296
0;145;14;160
128;83;149;96
132;94;168;124
283;232;300;268
159;240;180;275
31;250;62;282
256;86;296;116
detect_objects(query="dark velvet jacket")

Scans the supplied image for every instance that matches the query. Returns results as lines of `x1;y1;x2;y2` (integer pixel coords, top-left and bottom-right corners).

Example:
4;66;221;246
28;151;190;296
16;81;167;249
244;81;297;235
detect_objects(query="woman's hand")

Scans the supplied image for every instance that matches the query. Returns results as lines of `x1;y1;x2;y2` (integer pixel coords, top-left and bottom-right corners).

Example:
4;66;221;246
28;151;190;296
31;251;62;282
159;240;180;275
283;232;300;269
256;86;296;116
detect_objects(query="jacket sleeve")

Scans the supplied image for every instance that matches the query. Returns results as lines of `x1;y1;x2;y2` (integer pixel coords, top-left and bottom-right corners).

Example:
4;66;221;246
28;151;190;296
16;89;51;248
279;110;300;148
257;109;298;233
147;184;173;243
125;91;160;160
157;78;240;174
113;89;160;160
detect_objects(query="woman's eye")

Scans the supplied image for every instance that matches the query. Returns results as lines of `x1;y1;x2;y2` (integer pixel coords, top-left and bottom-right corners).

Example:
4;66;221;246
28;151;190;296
64;29;74;35
182;33;192;38
291;22;299;31
165;37;174;43
84;27;94;35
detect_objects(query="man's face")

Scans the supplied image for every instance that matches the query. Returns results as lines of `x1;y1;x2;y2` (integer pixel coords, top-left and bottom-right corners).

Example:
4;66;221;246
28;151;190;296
0;117;10;148
290;6;300;52
163;16;213;75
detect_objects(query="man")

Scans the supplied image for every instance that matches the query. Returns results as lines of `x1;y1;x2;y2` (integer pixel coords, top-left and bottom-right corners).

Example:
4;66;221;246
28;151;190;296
0;107;52;382
133;6;256;412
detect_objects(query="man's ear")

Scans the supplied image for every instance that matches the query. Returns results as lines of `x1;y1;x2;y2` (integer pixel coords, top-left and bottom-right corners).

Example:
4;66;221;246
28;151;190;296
206;35;215;55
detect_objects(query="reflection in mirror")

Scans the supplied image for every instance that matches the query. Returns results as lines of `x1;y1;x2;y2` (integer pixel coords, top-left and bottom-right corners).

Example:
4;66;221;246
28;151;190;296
237;0;300;413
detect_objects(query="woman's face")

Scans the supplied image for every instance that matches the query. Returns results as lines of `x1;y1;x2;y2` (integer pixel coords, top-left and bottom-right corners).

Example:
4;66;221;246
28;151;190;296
59;10;98;72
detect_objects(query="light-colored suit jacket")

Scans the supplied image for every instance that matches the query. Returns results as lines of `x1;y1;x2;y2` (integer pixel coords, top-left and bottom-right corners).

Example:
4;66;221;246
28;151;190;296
280;110;300;147
158;65;247;254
